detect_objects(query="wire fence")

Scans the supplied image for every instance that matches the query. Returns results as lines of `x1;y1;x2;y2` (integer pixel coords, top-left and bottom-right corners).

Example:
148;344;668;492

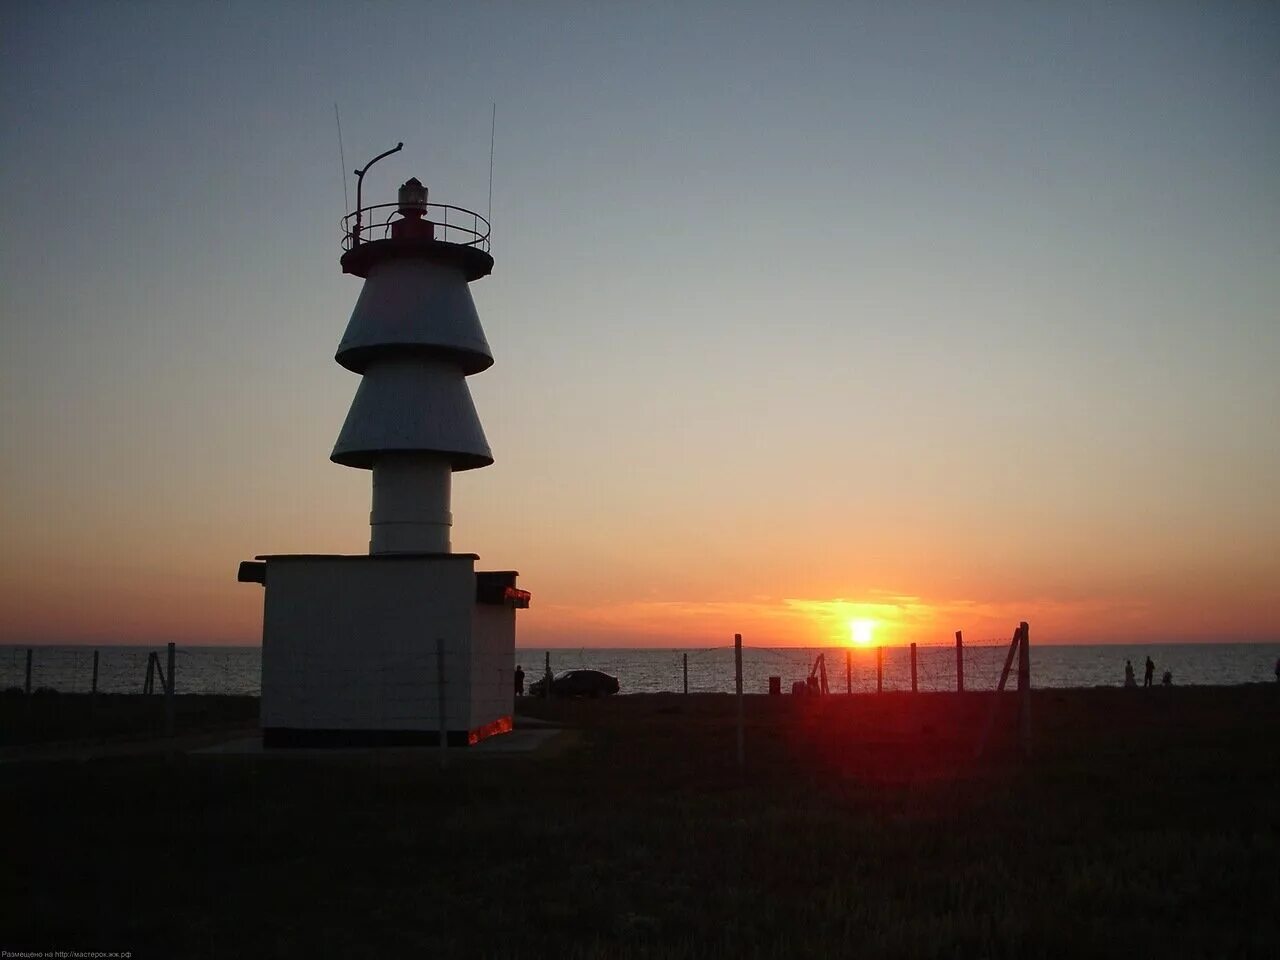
7;640;1278;701
7;640;1278;754
1;644;262;748
527;640;1280;695
529;640;1018;697
1;646;260;696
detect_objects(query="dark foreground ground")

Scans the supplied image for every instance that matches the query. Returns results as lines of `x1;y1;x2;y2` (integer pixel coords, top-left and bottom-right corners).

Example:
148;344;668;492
2;686;1277;959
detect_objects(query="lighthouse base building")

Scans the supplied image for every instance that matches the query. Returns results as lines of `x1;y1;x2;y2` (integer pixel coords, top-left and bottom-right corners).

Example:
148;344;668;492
239;158;527;747
240;555;524;747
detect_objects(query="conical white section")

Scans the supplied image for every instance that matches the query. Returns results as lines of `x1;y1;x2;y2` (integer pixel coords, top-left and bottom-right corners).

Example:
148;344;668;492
331;356;493;470
336;259;493;375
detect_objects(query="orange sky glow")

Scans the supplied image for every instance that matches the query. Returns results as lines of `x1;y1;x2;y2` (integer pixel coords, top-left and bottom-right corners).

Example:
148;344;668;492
2;5;1277;650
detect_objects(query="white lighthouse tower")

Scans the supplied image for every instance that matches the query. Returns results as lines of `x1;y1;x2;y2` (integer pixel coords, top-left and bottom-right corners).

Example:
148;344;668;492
239;143;528;747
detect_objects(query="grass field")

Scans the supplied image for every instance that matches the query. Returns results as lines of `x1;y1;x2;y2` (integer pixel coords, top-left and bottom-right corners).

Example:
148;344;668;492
0;690;259;747
2;686;1277;959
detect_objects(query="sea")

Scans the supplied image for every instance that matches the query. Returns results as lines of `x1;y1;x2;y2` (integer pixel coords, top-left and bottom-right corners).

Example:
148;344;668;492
3;642;1278;697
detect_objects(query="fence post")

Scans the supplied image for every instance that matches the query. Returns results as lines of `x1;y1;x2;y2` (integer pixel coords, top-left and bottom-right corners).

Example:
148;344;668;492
152;651;167;693
543;650;551;699
734;633;744;769
90;650;100;735
436;638;449;768
974;624;1024;759
910;643;918;693
683;653;688;695
164;642;176;737
24;648;33;735
955;630;965;693
845;648;852;695
995;626;1020;692
1017;622;1031;757
876;645;883;693
144;652;155;695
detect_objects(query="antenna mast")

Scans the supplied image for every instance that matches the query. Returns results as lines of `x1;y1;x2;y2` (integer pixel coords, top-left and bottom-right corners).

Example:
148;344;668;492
488;102;496;225
334;104;349;213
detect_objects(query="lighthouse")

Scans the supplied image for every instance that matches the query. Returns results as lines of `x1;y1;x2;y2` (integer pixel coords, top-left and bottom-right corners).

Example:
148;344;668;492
238;144;528;747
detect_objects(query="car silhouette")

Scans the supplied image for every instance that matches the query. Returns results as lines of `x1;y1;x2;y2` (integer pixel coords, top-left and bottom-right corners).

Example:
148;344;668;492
527;669;620;699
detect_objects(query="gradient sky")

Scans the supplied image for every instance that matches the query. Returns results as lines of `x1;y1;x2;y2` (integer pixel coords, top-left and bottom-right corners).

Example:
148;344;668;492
1;2;1277;648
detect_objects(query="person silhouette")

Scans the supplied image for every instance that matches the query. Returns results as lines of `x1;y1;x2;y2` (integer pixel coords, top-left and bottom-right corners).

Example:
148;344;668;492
1124;660;1136;688
514;664;525;697
1144;656;1155;688
1162;670;1172;686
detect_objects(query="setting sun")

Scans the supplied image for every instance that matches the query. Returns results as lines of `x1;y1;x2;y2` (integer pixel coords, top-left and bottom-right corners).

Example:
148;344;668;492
850;619;876;646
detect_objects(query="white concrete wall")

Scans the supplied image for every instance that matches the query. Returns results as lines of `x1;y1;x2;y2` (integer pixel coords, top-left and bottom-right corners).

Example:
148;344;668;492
469;603;516;730
261;556;476;732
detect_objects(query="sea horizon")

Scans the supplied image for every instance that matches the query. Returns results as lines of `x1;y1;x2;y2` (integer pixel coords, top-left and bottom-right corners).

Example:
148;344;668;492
7;641;1278;697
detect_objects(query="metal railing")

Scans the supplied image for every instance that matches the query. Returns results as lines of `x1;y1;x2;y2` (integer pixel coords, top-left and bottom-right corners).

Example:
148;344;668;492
341;202;490;254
